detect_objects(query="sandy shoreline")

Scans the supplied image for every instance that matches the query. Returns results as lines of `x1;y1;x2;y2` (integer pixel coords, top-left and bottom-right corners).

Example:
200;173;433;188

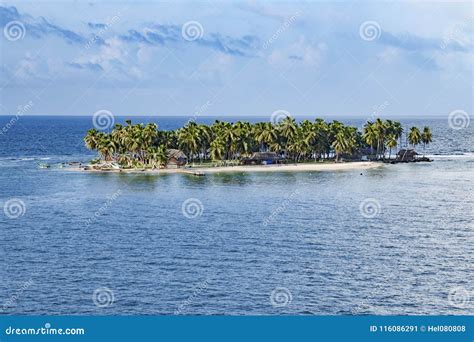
66;161;383;174
196;161;382;173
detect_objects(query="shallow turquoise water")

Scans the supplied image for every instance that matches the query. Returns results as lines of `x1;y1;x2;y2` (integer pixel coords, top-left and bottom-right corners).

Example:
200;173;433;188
0;116;472;315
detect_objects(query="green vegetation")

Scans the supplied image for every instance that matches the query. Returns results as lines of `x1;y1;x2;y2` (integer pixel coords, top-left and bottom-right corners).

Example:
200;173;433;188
84;117;432;168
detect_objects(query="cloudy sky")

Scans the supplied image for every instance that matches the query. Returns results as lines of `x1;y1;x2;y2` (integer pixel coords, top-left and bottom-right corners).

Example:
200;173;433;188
0;0;472;117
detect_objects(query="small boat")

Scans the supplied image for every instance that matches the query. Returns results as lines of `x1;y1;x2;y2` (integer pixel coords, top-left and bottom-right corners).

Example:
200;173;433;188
38;163;50;169
182;170;205;176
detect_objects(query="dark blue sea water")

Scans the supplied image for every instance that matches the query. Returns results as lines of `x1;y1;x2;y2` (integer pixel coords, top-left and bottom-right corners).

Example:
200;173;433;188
0;116;473;315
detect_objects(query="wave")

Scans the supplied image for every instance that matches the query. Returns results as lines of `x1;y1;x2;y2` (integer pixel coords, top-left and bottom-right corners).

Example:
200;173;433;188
0;156;52;162
428;152;474;159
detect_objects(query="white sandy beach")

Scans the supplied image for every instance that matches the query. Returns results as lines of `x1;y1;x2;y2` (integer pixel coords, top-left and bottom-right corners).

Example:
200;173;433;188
196;161;382;173
67;161;382;174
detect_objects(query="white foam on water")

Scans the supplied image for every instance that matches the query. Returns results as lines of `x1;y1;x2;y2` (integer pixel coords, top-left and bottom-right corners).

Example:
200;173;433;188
428;152;474;160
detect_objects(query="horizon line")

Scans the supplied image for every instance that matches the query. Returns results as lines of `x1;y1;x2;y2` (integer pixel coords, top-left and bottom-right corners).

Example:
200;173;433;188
0;114;453;119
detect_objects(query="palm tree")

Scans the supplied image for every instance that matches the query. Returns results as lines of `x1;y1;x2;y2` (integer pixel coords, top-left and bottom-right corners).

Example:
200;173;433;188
332;131;347;162
313;118;330;160
363;122;377;160
84;117;429;168
210;138;225;161
408;127;422;151
84;129;99;151
253;122;276;152
392;121;403;151
278;116;297;158
421;126;432;156
156;145;168;167
198;124;212;162
178;122;201;162
374;118;386;159
386;134;397;160
96;134;117;161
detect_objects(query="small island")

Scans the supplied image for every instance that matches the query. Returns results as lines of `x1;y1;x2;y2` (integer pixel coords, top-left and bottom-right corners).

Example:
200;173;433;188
79;117;433;174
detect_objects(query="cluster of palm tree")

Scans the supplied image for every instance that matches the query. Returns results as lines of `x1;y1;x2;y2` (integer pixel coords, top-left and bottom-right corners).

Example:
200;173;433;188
84;120;168;168
84;117;433;167
363;119;433;159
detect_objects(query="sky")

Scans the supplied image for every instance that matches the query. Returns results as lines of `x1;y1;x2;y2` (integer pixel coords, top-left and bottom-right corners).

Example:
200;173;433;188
0;0;472;118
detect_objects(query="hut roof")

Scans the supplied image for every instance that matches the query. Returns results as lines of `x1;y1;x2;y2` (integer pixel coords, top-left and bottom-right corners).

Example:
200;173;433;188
167;149;187;160
397;149;418;156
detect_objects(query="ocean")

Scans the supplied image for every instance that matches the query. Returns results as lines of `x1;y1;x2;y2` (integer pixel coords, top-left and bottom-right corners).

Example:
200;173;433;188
0;116;472;315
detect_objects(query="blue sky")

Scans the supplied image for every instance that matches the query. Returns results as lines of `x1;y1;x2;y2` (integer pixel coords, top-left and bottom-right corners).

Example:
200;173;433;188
0;0;472;117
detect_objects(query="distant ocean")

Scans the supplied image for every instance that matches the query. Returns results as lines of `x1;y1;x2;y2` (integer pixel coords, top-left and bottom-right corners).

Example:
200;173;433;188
0;116;472;315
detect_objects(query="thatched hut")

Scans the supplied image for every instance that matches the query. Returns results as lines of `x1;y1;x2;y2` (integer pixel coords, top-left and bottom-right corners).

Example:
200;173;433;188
167;149;187;168
241;152;283;165
396;149;418;162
